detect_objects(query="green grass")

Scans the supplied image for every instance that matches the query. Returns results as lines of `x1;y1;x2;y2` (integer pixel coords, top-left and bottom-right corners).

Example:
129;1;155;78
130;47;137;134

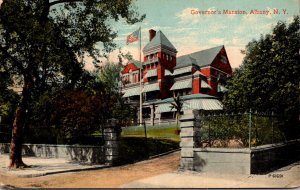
121;124;180;142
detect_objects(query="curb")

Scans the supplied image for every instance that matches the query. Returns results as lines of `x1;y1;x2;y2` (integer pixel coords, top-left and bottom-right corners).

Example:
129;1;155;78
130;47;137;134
11;165;111;178
149;148;181;159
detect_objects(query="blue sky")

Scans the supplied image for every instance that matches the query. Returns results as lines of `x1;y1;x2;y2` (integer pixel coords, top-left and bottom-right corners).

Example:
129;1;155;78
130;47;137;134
0;0;296;69
101;0;299;69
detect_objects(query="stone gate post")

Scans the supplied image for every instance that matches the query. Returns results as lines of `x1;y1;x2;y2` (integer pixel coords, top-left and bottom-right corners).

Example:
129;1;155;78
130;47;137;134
104;118;121;165
179;109;202;170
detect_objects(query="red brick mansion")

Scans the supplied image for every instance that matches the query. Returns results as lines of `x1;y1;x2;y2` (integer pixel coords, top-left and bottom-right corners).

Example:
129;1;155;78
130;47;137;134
120;29;233;125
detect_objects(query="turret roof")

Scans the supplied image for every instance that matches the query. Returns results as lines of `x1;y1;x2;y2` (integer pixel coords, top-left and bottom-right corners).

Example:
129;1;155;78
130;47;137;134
143;30;177;52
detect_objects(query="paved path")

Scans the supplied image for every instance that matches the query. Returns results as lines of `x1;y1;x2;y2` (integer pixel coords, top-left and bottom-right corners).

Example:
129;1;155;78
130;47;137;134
121;161;300;188
1;152;300;188
0;154;107;178
0;152;180;188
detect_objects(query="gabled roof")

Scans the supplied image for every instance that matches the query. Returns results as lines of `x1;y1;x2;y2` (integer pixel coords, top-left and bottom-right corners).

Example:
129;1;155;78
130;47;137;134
155;98;223;113
176;55;197;68
172;66;192;76
127;59;142;69
170;79;192;91
143;30;177;52
175;45;224;69
122;86;141;98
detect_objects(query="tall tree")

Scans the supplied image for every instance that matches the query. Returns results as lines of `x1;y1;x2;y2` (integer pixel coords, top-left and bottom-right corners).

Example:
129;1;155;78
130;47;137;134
0;0;144;168
223;16;300;136
223;16;299;114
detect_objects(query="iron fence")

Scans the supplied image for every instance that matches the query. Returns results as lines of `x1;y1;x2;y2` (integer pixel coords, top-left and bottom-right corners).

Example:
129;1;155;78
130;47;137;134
199;110;294;148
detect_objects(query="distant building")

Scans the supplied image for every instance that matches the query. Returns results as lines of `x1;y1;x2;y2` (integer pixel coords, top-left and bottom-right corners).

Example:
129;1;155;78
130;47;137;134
120;29;233;125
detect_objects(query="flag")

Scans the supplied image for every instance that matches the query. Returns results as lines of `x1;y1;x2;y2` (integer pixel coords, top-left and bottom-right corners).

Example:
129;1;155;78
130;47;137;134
126;28;140;45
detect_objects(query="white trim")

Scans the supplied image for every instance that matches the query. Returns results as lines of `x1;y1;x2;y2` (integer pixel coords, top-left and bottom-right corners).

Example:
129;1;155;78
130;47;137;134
201;66;231;76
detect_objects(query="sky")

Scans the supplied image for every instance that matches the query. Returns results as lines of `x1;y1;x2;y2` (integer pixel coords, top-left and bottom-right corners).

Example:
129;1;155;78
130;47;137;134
0;0;298;70
95;0;299;70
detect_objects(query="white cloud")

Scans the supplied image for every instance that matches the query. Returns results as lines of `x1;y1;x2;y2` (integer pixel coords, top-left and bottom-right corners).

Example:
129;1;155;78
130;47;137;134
106;46;144;63
209;37;225;45
287;16;294;24
209;23;227;32
228;37;246;47
176;7;217;24
176;7;198;21
84;45;144;71
236;14;274;34
266;7;276;19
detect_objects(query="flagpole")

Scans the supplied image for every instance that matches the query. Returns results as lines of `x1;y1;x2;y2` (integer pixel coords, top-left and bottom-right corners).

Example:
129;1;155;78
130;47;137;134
139;27;143;126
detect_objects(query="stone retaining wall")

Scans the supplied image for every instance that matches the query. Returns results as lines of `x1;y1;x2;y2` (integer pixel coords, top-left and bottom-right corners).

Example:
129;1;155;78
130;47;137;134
0;143;106;164
180;109;300;174
0;118;122;165
193;148;251;174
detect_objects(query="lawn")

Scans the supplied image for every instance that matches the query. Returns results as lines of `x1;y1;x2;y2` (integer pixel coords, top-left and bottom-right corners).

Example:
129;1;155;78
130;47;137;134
121;123;180;142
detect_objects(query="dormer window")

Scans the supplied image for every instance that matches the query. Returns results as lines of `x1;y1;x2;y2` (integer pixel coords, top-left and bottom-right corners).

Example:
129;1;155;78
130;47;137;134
221;55;227;64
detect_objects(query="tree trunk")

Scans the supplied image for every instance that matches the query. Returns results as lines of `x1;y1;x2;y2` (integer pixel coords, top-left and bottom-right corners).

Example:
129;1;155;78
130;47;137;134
175;111;181;135
9;80;31;169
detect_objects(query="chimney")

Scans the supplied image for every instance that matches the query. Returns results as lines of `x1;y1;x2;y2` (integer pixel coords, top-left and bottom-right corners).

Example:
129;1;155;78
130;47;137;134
149;29;156;41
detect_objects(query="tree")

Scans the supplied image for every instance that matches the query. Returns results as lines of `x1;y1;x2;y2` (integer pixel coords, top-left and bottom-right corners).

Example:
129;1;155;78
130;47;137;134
29;68;134;144
95;63;135;125
170;95;183;134
0;69;19;126
0;0;144;168
223;16;299;113
223;16;300;138
96;62;122;93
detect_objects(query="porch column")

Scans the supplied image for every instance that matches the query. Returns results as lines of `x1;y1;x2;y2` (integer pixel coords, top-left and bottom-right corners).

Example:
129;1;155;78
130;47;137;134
155;112;161;125
150;105;154;126
137;108;141;124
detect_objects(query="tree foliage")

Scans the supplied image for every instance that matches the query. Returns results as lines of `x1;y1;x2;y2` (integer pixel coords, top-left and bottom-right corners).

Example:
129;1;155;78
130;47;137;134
0;70;19;123
223;16;300;116
28;67;134;144
0;0;144;168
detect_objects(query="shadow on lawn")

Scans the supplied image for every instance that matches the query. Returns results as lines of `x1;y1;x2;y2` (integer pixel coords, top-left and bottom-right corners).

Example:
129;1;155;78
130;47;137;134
117;137;179;165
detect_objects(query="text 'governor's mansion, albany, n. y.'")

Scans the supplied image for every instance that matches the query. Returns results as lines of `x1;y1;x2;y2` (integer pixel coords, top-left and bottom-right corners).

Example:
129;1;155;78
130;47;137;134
119;29;233;125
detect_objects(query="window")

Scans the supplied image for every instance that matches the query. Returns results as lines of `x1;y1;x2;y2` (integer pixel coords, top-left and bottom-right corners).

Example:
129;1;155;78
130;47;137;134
221;55;227;64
